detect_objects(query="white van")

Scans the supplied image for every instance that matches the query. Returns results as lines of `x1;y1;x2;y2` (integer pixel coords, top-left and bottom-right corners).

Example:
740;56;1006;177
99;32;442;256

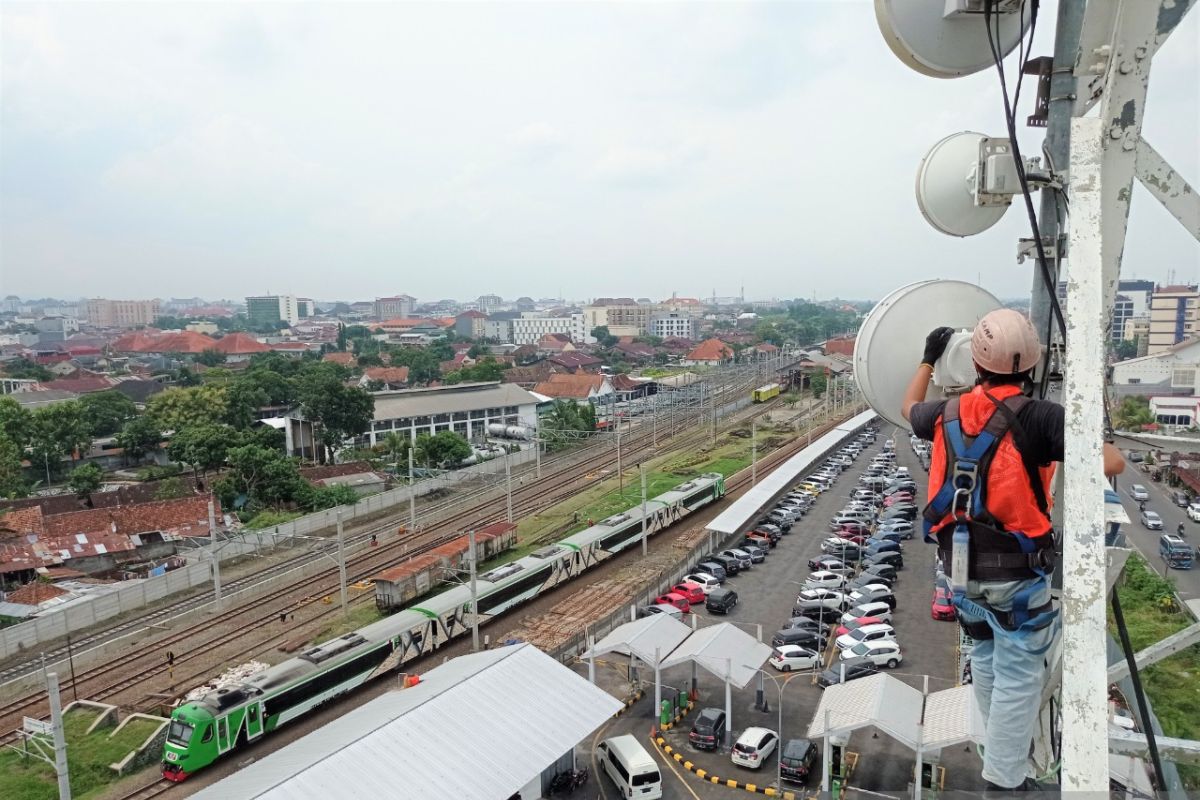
597;734;663;799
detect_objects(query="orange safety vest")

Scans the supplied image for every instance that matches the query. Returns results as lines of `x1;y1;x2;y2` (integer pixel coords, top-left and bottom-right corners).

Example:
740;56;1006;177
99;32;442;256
927;384;1057;537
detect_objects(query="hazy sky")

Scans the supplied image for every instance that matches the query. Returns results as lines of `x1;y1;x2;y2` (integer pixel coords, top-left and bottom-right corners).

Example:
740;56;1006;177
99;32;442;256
2;2;1197;303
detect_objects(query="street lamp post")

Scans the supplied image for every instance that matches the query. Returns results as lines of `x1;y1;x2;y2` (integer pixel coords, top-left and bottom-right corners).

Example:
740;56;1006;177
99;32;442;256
745;665;785;793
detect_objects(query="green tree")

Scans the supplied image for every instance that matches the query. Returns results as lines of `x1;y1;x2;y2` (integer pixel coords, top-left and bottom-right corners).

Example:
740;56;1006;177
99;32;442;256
147;385;230;430
293;366;374;461
167;423;235;476
540;400;596;449
591;326;618;347
1;358;53;382
218;444;305;510
173;366;202;387
809;372;828;398
1113;396;1154;430
380;431;412;469
443;358;506;385
115;416;163;463
195;349;227;367
68;462;105;498
388;348;441;384
1113;339;1139;360
153;476;189;500
79;390;138;436
29;401;92;479
336;323;348;352
414;430;472;469
0;435;28;499
0;396;32;446
299;483;359;511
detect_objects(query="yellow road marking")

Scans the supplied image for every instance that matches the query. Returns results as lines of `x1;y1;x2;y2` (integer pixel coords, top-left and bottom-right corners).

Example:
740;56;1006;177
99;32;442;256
651;728;703;800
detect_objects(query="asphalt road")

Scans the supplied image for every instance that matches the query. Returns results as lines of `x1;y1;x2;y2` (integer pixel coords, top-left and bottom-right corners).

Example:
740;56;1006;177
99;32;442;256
1112;456;1200;603
586;427;984;800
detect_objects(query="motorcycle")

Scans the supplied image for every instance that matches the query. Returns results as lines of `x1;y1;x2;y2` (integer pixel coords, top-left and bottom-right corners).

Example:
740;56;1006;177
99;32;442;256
548;767;589;795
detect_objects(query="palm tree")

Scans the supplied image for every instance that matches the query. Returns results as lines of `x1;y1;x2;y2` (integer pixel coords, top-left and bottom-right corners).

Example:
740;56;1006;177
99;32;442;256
381;431;410;473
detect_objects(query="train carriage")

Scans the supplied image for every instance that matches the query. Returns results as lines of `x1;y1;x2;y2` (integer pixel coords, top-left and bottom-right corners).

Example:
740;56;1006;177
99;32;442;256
753;383;782;403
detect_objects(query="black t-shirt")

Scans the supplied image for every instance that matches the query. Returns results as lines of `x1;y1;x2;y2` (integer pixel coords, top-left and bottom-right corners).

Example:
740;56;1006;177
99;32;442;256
908;397;1065;466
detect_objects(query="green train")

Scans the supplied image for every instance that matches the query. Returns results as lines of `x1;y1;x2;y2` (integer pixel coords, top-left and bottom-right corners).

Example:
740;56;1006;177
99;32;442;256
162;473;727;781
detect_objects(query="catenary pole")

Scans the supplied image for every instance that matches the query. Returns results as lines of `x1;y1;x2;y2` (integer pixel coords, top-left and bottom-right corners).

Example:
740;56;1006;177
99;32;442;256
336;510;347;617
407;447;416;531
640;462;648;557
208;498;221;612
47;671;71;800
468;529;479;652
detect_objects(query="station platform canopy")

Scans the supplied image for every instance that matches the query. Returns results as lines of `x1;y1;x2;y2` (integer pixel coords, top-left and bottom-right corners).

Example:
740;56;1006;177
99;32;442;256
707;409;877;535
658;622;772;690
191;643;622;800
581;613;692;667
806;672;982;753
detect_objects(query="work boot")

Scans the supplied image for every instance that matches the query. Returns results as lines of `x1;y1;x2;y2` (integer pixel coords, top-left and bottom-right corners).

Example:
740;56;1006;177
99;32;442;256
983;777;1052;797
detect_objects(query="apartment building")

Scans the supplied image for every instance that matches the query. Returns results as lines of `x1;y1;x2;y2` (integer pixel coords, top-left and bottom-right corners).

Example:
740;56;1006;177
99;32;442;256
650;313;696;340
510;313;587;345
246;295;300;327
374;295;416;320
83;298;161;328
1147;284;1200;354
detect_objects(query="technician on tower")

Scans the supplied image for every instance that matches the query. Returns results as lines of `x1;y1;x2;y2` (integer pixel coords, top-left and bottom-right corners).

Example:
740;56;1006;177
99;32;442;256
901;309;1123;793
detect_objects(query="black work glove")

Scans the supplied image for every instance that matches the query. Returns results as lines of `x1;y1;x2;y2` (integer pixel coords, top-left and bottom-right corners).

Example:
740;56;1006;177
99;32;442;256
922;326;955;366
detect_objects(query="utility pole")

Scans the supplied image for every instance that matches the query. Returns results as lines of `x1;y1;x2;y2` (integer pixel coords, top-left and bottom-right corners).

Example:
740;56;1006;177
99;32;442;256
504;450;513;523
407;447;416;531
208;498;221;612
336;510;347;617
751;417;758;486
535;439;541;479
640;462;648;557
48;671;71;800
616;422;623;496
468;530;479;652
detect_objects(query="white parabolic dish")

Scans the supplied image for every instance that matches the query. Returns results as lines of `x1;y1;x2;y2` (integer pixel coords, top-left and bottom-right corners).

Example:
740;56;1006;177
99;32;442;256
855;280;1003;429
916;131;1010;238
875;0;1032;79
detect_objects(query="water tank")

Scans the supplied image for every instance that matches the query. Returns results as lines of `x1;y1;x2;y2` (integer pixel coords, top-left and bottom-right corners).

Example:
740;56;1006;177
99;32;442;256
506;425;531;440
487;423;509;438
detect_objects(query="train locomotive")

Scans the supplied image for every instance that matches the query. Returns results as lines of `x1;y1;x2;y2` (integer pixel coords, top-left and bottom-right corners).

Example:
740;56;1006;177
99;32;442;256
162;472;726;780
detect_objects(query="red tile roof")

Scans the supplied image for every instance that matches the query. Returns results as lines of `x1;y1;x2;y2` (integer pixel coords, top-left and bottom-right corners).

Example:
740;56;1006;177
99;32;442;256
5;582;69;606
363;366;410;385
533;373;606;399
457;310;487;319
210;332;270;354
0;507;46;537
39;377;116;394
685;339;734;362
323;352;356;365
547;352;602;370
110;330;218;354
43;496;219;540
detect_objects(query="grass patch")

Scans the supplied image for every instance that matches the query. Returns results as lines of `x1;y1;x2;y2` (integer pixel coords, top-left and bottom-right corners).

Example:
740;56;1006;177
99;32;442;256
310;603;384;643
1109;555;1200;788
244;510;304;529
0;709;164;800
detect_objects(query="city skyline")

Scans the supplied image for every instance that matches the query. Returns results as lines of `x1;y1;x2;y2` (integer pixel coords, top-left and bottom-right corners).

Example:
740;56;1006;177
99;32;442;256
3;3;1197;301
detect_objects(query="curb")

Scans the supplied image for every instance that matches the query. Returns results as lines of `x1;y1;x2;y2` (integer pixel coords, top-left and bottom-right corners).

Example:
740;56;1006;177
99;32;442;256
613;689;645;717
657;698;695;732
651;732;801;800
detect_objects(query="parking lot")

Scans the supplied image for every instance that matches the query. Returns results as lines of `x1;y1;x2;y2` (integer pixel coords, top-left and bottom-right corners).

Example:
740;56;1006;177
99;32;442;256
1114;453;1200;603
582;426;986;799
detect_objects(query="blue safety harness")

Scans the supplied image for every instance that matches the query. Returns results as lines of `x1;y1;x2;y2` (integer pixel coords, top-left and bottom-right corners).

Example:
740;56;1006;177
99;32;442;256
923;394;1058;638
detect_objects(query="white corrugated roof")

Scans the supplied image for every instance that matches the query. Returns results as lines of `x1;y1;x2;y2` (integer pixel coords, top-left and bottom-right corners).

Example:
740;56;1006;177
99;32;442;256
806;675;981;753
192;643;622;800
581;613;692;666
707;410;876;534
658;623;773;690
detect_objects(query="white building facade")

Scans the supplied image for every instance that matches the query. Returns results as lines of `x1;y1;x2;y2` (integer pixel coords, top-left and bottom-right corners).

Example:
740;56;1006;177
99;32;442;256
352;383;541;447
510;313;587;345
650;313;696;340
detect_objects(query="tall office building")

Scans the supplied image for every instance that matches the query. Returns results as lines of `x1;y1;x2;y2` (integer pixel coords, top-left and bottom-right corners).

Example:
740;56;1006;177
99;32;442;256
84;298;161;328
1147;284;1200;354
246;295;300;327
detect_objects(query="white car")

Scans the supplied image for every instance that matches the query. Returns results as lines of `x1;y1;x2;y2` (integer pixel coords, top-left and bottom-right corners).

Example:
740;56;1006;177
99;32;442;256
848;584;894;605
731;727;779;769
1129;484;1149;501
795;588;848;609
840;640;902;668
682;573;720;595
1189;503;1200;523
805;570;848;590
835;623;897;651
841;601;894;624
769;645;821;672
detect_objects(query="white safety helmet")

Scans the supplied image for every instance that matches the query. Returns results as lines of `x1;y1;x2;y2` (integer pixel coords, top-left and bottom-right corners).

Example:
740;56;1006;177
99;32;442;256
971;309;1043;375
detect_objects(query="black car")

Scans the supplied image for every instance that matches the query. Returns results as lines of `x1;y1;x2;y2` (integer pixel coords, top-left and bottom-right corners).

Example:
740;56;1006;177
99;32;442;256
782;616;834;636
709;553;741;575
689;707;727;750
879;507;918;522
848;572;894;591
850;587;897;610
863;551;904;570
779;739;819;783
755;524;784;542
697;560;727;583
863;563;899;583
866;540;901;556
817;657;880;687
771;628;826;650
793;602;843;623
706;587;738;614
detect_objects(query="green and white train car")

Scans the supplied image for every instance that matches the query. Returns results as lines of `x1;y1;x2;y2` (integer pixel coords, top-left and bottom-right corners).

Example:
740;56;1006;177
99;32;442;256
162;472;726;781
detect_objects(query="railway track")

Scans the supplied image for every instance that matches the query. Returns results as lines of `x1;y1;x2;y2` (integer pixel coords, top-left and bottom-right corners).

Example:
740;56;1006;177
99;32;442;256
112;778;173;800
0;392;794;741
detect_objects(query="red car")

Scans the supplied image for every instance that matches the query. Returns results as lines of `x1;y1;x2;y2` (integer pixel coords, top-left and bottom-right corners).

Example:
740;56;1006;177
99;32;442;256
654;592;692;613
837;530;870;545
836;616;884;637
839;522;871;536
931;587;957;621
669;582;705;605
884;494;914;507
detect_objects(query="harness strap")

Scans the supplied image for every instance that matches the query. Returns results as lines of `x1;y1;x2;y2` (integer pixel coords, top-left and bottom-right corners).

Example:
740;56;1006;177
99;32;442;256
953;590;1058;652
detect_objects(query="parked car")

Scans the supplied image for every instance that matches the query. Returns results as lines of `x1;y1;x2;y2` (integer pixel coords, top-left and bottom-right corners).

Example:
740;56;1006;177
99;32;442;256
835;616;886;637
689;707;727;751
779;739;819;784
876;521;914;539
731;728;779;770
872;530;904;546
820;538;864;559
772;628;827;651
1188;502;1200;523
863;550;904;570
743;533;773;552
740;543;767;563
653;592;691;613
709;553;741;576
849;585;897;609
782;616;834;635
1170;490;1190;508
931;586;957;620
1141;510;1164;530
835;623;897;652
817;657;879;687
706;587;739;614
668;582;705;605
866;539;901;556
1129;484;1149;501
841;601;894;624
879;507;918;522
770;645;821;672
807;556;852;575
863;563;899;584
792;602;843;623
752;526;782;544
840;640;903;668
637;604;683;619
682;573;720;594
696;561;727;583
795;588;848;609
805;570;848;590
848;572;894;591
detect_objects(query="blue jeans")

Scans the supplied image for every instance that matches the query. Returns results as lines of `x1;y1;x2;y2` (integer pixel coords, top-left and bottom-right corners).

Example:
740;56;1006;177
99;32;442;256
958;577;1057;789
